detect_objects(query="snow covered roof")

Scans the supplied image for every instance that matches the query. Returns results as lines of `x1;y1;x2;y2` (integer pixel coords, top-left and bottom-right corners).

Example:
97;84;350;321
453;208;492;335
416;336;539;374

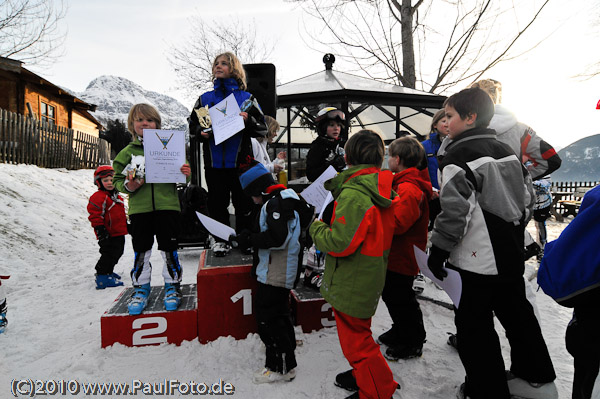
277;69;445;108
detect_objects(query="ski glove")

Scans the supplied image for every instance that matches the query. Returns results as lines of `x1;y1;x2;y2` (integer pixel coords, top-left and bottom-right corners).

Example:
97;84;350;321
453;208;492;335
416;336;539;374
235;229;252;251
94;225;110;243
428;245;450;281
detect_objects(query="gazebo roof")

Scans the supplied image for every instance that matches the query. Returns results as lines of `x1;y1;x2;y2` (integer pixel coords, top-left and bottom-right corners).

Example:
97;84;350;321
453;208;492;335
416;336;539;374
277;68;445;109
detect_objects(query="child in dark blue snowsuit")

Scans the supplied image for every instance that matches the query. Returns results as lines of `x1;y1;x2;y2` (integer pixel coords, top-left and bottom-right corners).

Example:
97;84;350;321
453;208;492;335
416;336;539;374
188;52;267;256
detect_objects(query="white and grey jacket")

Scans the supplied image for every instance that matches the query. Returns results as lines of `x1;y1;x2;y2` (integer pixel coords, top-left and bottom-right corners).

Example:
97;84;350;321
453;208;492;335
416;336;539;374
431;127;534;277
490;105;561;180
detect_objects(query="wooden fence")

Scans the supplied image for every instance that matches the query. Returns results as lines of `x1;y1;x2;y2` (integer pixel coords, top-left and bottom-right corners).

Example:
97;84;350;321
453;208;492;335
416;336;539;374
0;108;110;169
551;180;598;214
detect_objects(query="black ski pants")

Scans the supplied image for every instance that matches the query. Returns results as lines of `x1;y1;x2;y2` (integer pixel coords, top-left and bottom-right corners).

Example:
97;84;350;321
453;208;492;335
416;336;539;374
255;282;297;373
456;270;556;399
381;270;426;346
205;167;252;237
567;304;600;399
95;235;125;275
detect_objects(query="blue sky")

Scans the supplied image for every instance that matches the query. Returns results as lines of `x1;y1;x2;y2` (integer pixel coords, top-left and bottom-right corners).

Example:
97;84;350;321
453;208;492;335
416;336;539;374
30;0;600;149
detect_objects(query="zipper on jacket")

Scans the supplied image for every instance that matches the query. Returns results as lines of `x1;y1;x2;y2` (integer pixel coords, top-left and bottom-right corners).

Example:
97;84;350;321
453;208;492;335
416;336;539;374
151;183;156;211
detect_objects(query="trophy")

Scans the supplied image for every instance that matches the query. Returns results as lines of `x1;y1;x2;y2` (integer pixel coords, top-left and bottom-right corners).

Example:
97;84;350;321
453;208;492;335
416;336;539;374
195;105;212;134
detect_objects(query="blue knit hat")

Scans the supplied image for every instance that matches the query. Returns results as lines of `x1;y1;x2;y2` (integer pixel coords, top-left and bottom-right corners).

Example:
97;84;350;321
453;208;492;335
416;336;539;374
239;163;275;197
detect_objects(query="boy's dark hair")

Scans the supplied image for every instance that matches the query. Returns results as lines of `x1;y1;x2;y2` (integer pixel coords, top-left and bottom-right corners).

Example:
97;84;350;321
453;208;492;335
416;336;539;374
388;136;427;170
345;129;385;167
444;87;495;128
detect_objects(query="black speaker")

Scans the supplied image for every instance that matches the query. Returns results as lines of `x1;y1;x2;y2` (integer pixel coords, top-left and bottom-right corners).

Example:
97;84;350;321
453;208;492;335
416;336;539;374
244;63;277;117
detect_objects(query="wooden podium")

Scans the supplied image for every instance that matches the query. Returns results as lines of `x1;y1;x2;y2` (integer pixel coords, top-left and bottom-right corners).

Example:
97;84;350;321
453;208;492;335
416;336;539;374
101;248;336;348
100;284;198;348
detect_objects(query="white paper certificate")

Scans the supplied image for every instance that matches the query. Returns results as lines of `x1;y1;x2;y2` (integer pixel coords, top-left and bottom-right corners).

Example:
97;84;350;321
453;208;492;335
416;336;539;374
413;245;462;308
209;93;245;146
196;212;236;242
300;165;338;210
143;129;186;184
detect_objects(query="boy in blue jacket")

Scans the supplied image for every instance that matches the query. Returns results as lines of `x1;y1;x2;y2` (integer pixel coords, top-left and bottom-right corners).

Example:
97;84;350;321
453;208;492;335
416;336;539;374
237;162;313;384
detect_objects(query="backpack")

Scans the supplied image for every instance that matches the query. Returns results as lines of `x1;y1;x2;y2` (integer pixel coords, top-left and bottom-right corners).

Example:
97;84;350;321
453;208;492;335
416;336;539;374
537;186;600;307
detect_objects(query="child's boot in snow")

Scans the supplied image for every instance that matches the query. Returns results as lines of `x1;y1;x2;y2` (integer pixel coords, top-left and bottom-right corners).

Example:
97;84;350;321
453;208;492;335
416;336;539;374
96;274;124;289
0;301;7;334
164;283;182;311
127;283;150;315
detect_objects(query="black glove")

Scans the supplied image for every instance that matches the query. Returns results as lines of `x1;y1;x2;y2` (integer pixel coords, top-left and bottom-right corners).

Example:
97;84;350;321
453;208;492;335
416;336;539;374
330;154;346;172
94;225;110;243
428;245;450;281
235;229;252;251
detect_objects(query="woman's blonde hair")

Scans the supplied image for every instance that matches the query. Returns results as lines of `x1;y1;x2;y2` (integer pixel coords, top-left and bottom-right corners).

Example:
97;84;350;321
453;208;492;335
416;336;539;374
263;115;280;142
212;52;247;90
430;109;446;133
127;103;161;138
469;79;502;105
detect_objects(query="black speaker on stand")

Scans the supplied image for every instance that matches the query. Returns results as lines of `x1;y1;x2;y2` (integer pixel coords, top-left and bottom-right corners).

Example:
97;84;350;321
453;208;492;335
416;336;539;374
243;63;277;117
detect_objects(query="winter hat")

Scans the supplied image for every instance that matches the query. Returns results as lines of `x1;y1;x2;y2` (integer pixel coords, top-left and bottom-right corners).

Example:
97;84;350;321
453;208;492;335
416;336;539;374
94;165;114;190
239;163;275;197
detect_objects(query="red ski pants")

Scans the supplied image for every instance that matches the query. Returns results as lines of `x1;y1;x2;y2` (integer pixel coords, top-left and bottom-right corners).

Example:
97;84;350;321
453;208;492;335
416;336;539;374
334;309;398;399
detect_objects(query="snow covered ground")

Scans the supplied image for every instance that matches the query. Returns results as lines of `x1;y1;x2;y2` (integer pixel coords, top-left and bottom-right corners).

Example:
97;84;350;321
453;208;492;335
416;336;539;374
0;163;576;398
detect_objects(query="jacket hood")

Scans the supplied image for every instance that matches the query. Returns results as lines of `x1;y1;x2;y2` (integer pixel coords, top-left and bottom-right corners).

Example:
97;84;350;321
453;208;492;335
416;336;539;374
489;104;517;135
325;165;394;209
214;78;240;91
393;167;433;201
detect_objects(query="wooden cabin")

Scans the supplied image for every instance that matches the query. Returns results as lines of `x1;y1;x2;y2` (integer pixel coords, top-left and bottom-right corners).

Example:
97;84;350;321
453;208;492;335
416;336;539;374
0;56;103;136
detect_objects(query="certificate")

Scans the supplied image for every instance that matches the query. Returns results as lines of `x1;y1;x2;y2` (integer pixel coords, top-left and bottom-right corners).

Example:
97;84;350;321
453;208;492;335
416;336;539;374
300;165;338;210
208;93;245;145
413;246;462;308
196;212;236;242
143;129;186;184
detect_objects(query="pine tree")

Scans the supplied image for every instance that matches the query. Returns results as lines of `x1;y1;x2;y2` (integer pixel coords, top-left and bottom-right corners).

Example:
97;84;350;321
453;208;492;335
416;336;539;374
100;119;131;159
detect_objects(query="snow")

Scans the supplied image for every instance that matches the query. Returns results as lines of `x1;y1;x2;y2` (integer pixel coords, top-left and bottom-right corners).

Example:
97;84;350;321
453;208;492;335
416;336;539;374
0;163;576;398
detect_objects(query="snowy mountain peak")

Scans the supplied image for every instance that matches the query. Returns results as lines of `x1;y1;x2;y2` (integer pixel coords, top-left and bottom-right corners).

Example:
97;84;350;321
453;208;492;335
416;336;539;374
78;75;190;131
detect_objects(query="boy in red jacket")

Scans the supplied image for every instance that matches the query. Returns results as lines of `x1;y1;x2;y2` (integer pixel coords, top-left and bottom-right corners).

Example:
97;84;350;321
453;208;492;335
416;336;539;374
377;136;432;361
88;165;128;289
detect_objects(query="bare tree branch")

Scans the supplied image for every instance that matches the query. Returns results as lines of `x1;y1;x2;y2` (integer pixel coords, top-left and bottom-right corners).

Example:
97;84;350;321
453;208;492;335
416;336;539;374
290;0;553;93
0;0;67;66
166;15;276;100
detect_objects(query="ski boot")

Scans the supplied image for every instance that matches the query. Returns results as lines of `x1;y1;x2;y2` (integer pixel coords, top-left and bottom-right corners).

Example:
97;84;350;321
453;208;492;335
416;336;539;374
376;327;400;347
95;274;124;289
164;283;182;311
210;236;231;257
127;283;151;315
506;371;558;399
412;273;426;294
253;367;296;384
384;341;425;361
447;332;458;349
110;272;122;280
0;301;7;334
335;369;358;392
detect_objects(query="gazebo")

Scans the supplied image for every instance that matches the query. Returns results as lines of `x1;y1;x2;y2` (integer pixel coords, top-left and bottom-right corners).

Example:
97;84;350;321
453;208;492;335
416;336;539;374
273;54;447;180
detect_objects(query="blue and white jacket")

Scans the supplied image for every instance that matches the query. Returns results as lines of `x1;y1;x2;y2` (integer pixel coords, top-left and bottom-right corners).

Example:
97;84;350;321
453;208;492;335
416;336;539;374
250;189;312;289
431;127;534;278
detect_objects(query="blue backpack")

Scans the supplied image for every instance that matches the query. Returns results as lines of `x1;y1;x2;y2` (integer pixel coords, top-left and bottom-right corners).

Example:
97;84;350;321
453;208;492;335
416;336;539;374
537;186;600;307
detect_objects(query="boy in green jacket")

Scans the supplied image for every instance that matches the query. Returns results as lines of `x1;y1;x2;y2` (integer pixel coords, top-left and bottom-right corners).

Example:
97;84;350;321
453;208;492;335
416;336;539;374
113;103;191;315
310;130;399;399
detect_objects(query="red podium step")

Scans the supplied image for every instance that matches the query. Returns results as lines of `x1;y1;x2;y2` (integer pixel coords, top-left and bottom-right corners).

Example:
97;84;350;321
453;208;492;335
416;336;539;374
290;285;336;333
101;284;197;348
196;249;257;343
